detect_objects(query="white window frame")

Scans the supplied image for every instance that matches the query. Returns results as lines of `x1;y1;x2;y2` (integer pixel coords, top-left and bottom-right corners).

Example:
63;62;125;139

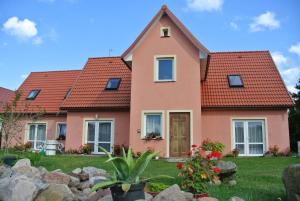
154;55;176;82
160;26;171;37
141;110;164;139
26;123;47;150
56;122;67;138
232;119;267;156
84;119;114;154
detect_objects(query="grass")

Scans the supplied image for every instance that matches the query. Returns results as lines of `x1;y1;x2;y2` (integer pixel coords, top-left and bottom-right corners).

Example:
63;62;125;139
1;151;299;201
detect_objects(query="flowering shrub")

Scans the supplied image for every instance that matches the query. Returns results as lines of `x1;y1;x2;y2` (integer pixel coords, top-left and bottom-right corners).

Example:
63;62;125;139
201;139;225;153
177;144;223;193
79;144;92;154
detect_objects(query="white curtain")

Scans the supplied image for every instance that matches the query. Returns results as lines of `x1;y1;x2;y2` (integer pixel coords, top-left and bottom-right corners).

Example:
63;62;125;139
146;114;161;136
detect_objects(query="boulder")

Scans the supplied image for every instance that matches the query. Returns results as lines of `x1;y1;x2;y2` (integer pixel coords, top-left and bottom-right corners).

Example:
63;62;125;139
12;158;31;169
12;163;41;179
83;188;91;196
72;168;82;175
89;176;107;186
78;172;89;181
228;196;245;201
52;169;63;173
43;171;71;185
216;161;237;183
182;191;194;201
0;165;12;178
87;188;111;201
145;192;153;201
82;166;107;178
282;164;300;201
98;194;113;201
152;184;186;201
78;180;91;190
69;175;80;187
35;184;74;201
198;198;219;201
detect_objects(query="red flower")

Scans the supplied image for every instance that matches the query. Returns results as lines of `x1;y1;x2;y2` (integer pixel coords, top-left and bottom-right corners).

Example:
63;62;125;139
213;167;221;173
211;151;222;158
177;162;183;169
192;144;198;148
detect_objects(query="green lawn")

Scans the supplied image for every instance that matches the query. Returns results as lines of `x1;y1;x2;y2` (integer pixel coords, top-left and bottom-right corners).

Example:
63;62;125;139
1;152;299;201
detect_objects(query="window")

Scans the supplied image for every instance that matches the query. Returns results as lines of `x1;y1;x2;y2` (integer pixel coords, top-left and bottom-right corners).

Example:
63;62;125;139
26;89;40;100
57;123;67;139
155;57;175;81
28;123;46;150
105;78;121;90
228;75;243;87
233;120;265;156
144;113;162;138
160;27;170;37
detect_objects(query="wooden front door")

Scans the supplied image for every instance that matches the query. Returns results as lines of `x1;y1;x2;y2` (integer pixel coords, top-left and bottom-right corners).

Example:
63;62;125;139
169;112;190;157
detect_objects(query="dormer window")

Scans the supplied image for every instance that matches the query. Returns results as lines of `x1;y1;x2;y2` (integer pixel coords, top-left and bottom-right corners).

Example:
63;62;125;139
160;27;170;37
26;89;40;100
228;75;243;87
105;78;121;90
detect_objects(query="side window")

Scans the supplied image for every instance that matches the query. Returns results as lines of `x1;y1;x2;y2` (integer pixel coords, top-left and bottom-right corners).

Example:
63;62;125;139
155;57;175;82
57;123;67;140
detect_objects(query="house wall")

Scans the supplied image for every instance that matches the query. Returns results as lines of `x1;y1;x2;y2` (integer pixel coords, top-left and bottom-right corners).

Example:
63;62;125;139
201;109;290;154
65;111;130;151
129;15;202;157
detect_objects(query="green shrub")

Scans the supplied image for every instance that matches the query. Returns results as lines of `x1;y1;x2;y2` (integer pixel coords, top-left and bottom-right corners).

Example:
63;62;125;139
201;138;225;153
147;182;169;192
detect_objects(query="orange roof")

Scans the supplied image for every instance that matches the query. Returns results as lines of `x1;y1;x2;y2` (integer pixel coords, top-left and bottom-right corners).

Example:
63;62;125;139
61;57;131;109
201;51;294;109
16;70;81;113
0;87;14;109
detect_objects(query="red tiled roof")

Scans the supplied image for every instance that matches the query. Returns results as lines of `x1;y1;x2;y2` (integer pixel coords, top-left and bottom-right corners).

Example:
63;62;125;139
15;70;81;113
0;87;14;108
61;57;131;109
201;51;294;109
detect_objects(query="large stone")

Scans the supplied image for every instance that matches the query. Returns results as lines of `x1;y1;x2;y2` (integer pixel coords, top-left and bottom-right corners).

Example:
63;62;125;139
98;194;112;201
12;163;41;179
12;158;31;169
69;175;80;187
89;176;107;185
72;168;82;175
145;192;153;201
88;189;111;201
228;196;245;201
35;184;74;201
78;180;91;190
216;161;237;182
182;191;194;201
82;166;107;178
198;198;219;201
282;164;300;201
78;172;89;181
0;174;48;201
152;184;186;201
43;171;71;185
0;165;12;178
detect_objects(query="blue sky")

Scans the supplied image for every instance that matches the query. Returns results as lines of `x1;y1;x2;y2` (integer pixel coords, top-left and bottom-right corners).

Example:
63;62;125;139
0;0;300;92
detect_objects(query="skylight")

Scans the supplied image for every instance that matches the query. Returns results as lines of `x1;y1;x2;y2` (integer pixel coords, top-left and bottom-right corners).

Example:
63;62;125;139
105;78;121;90
26;89;40;100
228;75;243;87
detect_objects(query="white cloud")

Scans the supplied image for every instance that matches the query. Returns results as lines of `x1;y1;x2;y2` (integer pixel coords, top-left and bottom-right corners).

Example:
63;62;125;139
186;0;223;12
2;17;38;39
280;67;300;93
229;22;239;30
21;74;29;79
271;51;288;67
250;11;280;32
33;36;43;45
289;42;300;58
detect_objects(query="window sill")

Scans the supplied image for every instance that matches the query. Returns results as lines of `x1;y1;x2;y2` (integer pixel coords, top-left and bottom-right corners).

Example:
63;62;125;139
154;80;176;83
141;137;163;141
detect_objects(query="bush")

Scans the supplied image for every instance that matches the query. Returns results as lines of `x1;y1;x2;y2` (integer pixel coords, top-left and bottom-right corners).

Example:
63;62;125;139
201;138;225;153
79;144;92;154
147;182;170;192
112;144;129;156
232;148;240;158
269;145;280;157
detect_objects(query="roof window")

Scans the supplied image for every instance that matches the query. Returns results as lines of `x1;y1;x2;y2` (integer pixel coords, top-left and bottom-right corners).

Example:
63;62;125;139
228;75;243;87
26;89;40;100
105;78;121;90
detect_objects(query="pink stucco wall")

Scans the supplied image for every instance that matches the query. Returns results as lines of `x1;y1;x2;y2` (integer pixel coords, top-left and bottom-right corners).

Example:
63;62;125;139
201;109;290;154
65;111;130;151
129;15;202;157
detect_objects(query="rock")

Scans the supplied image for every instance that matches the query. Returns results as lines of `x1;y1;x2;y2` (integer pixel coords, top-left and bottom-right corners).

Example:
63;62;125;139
72;168;82;175
98;194;112;201
52;169;63;173
43;171;71;185
145;192;153;201
228;180;237;186
152;184;186;201
282;164;300;201
0;174;48;201
89;176;107;185
0;165;12;178
83;188;91;195
70;186;80;195
12;158;31;169
38;166;48;176
69;175;80;187
12;164;41;179
82;166;107;178
88;189;111;201
228;196;245;201
182;191;194;201
78;180;91;190
198;198;219;201
216;161;237;183
35;184;74;201
78;172;89;181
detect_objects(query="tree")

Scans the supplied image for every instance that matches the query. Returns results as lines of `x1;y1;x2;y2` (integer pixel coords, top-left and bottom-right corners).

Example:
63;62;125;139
0;91;44;153
288;78;300;152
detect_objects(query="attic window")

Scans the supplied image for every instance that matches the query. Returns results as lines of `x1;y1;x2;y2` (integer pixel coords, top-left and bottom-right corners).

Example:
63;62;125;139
64;88;71;99
26;89;40;100
228;75;243;87
160;27;170;37
106;78;121;90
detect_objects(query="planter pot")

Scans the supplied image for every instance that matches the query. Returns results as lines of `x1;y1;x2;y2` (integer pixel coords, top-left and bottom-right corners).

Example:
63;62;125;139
110;183;145;201
2;155;17;166
193;193;209;199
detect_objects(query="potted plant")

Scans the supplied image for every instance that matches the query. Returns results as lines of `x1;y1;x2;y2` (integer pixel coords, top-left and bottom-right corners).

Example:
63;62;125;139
2;154;18;166
177;144;222;198
145;182;169;197
92;147;172;201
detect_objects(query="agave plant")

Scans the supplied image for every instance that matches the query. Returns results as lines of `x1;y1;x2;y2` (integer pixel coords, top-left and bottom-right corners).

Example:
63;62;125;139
92;147;172;192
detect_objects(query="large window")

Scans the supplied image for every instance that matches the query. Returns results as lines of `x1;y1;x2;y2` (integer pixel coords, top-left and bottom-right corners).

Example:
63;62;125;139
28;123;46;150
143;113;162;138
155;57;175;81
57;123;67;139
233;120;265;156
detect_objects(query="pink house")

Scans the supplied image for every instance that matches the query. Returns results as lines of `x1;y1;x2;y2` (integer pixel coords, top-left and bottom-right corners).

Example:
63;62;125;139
4;5;294;157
